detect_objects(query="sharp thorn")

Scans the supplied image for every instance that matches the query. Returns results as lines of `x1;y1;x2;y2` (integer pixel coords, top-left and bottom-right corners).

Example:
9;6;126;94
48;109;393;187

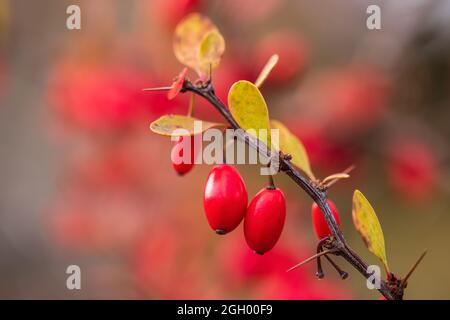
142;86;173;91
287;249;333;273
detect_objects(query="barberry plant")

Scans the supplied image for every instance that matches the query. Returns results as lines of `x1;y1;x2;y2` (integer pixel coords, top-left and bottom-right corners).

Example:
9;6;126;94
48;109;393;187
147;13;425;300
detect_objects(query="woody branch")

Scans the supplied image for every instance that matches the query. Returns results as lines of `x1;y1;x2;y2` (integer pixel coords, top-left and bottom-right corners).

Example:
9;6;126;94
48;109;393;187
182;79;402;300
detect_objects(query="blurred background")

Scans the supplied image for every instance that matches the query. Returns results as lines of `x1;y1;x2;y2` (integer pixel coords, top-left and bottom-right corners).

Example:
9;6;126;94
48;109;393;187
0;0;449;299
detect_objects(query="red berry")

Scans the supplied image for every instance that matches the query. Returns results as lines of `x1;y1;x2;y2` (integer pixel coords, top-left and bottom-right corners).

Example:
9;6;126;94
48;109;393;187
170;136;197;175
203;165;248;234
311;199;341;240
244;187;286;255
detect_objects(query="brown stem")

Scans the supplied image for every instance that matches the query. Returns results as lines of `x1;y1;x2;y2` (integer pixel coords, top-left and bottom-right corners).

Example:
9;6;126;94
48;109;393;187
325;255;348;280
181;80;401;300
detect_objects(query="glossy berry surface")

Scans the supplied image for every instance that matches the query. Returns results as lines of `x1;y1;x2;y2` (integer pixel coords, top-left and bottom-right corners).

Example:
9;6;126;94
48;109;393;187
203;165;248;234
244;187;286;255
311;199;341;240
170;136;197;175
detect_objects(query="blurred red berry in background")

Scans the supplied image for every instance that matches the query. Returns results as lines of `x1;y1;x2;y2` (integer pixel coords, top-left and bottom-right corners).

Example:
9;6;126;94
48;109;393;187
298;65;390;136
150;0;202;28
49;204;97;251
254;31;309;87
48;59;179;133
329;66;389;132
287;119;358;172
220;240;351;299
221;0;283;24
387;138;438;203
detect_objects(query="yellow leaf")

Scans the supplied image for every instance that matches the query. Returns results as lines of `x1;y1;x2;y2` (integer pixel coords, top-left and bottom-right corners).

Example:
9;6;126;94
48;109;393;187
150;115;225;137
173;13;224;77
198;30;225;76
270;120;315;180
255;54;279;88
352;190;390;273
228;80;271;147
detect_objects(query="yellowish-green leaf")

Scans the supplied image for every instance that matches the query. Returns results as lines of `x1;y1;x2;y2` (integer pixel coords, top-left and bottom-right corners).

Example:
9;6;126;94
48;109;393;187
270;120;315;179
173;13;224;77
228;80;271;147
255;54;279;88
352;190;390;273
150;115;225;137
198;30;225;76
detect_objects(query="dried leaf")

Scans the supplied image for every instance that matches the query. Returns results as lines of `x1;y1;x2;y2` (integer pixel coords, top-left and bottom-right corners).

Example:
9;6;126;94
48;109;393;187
173;13;224;77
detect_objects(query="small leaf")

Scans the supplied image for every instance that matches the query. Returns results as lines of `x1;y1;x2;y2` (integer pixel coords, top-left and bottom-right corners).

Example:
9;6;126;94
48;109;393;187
228;80;271;147
198;30;225;76
150;115;225;137
255;54;279;88
173;13;224;77
270;120;315;179
167;68;188;100
352;190;390;273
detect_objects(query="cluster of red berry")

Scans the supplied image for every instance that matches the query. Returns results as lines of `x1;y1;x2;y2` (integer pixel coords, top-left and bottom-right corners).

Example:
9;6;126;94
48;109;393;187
170;138;341;255
204;164;284;255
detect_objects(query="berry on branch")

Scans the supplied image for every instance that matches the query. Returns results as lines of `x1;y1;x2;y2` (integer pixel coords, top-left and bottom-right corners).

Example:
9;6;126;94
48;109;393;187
203;165;248;235
244;187;286;255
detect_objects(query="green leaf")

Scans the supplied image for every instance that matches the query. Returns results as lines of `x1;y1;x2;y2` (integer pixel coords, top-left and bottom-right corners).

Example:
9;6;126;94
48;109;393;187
352;190;390;273
198;30;225;76
255;54;279;88
270;120;315;179
173;13;224;77
150;115;225;137
228;80;271;147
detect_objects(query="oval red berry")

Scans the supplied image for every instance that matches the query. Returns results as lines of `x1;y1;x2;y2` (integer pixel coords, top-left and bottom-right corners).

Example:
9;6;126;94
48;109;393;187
203;165;248;234
170;135;197;175
311;199;341;240
244;187;286;254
